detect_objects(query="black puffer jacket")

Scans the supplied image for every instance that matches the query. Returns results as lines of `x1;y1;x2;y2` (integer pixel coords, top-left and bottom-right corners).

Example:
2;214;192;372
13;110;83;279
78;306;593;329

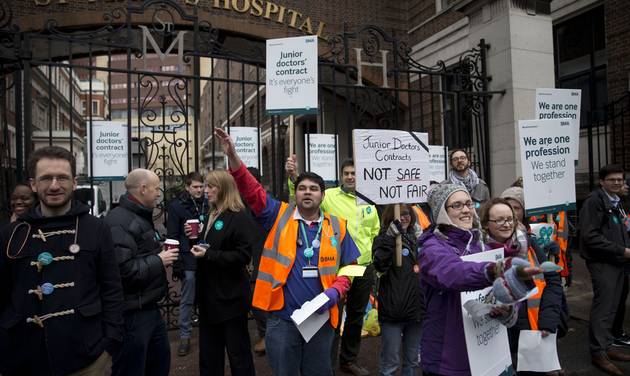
579;188;630;264
372;226;425;323
105;194;167;311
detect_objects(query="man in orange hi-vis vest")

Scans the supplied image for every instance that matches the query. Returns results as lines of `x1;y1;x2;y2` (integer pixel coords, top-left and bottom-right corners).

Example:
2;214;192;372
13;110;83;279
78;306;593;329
215;128;361;376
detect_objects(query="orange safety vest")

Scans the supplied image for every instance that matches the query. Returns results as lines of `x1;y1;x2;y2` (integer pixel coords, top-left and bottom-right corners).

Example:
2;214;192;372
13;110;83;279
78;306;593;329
412;205;432;230
252;202;347;328
526;246;547;330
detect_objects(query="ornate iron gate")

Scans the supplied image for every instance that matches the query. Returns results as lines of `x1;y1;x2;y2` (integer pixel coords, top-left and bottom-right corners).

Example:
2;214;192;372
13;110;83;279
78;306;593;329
0;0;497;329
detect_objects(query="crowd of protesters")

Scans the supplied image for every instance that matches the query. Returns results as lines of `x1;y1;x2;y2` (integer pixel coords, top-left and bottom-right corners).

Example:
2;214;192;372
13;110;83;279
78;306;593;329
1;139;629;376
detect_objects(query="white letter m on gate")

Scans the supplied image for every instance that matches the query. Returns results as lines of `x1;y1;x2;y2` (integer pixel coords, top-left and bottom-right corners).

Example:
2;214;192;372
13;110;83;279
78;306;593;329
139;26;187;72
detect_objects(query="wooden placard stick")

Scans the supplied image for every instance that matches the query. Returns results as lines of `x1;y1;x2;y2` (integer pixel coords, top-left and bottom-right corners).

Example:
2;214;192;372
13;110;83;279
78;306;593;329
289;114;295;156
394;203;402;267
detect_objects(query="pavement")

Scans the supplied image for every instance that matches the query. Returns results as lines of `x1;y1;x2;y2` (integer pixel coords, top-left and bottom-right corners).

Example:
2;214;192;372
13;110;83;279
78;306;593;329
163;255;630;375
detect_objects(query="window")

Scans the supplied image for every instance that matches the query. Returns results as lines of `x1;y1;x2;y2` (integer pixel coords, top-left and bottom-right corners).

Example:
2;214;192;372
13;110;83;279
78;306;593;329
92;100;99;116
553;6;607;126
81;100;87;115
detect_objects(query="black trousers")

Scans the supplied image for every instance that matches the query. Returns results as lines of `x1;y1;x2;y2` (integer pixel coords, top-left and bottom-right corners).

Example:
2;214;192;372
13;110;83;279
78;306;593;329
612;275;629;337
199;313;256;376
587;261;625;355
338;264;375;365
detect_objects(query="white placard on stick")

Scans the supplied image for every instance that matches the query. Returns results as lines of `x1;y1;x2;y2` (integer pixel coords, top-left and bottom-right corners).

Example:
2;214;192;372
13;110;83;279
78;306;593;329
461;248;514;376
305;133;338;182
518;119;576;216
266;35;318;115
353;129;430;205
229;127;260;171
428;145;448;183
89;121;128;181
535;88;581;160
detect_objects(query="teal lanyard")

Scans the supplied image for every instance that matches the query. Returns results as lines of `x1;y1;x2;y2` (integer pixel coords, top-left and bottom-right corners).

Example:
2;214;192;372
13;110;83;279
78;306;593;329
299;213;323;265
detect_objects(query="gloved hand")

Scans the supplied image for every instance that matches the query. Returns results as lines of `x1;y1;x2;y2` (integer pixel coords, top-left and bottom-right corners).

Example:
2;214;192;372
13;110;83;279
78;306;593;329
316;288;340;314
386;219;404;238
492;257;537;304
544;241;561;257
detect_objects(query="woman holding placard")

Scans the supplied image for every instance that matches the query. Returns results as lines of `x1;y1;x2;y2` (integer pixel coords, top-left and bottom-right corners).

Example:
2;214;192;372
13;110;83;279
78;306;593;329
479;196;565;375
418;184;541;376
187;170;256;376
372;203;424;376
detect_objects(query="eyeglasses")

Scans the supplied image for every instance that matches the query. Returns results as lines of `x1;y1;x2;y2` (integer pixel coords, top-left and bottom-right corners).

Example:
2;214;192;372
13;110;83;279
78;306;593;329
451;156;468;162
604;178;624;183
35;174;72;185
446;200;474;211
488;218;514;227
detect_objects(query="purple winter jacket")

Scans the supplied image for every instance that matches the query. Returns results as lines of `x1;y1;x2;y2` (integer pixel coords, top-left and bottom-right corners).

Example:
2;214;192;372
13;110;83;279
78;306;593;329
418;226;492;376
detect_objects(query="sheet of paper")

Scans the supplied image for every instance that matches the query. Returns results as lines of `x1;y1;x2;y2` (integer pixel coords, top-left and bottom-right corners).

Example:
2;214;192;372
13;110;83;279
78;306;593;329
290;292;330;343
517;330;561;372
338;265;366;277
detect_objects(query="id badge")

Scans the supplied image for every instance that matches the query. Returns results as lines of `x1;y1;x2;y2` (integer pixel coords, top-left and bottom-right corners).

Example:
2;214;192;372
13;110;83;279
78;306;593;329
302;266;318;279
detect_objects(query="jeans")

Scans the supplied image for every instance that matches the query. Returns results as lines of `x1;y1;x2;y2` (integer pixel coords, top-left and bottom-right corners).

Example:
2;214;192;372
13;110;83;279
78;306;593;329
265;314;335;376
179;270;196;339
339;264;375;365
112;308;170;376
379;321;422;376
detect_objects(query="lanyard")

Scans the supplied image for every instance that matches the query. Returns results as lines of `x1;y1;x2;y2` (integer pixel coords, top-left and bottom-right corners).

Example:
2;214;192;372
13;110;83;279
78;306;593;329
190;195;206;222
299;214;323;265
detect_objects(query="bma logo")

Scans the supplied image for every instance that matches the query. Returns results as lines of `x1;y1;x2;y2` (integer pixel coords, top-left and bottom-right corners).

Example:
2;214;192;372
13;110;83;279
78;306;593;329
138;9;187;72
319;256;336;263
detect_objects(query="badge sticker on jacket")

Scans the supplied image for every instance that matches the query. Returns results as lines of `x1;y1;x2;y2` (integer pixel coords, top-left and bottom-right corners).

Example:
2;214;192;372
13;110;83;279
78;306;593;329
214;220;224;230
366;207;372;214
402;248;409;256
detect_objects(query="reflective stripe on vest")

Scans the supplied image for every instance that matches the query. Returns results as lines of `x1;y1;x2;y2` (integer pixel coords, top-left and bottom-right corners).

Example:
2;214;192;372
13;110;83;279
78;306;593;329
526;246;547;331
252;202;346;328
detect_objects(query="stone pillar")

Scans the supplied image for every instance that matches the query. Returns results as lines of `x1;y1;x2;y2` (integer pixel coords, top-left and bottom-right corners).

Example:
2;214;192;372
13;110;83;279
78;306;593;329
460;0;555;194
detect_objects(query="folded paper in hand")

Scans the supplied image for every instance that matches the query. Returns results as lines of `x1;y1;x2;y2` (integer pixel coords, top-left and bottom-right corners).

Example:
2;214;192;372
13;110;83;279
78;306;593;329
290;292;330;342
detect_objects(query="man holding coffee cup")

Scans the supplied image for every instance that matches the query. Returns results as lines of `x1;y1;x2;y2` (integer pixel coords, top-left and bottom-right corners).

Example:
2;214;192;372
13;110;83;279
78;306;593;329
166;171;207;356
106;168;175;376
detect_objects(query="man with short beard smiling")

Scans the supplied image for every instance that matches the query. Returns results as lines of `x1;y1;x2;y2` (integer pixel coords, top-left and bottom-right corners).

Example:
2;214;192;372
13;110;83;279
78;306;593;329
444;149;490;207
0;146;124;376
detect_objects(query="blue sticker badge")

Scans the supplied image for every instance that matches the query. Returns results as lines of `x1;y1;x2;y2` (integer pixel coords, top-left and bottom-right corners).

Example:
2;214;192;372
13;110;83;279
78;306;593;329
613;216;620;225
402;248;409;256
214;220;224;230
303;248;314;259
330;236;338;248
366;207;372;214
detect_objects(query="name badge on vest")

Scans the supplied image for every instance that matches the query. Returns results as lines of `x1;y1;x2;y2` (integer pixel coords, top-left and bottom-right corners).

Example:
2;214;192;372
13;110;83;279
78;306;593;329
302;265;318;279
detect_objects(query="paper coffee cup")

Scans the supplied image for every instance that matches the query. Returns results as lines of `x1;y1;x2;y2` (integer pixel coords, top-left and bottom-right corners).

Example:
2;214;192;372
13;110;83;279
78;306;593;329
186;219;200;239
164;239;180;251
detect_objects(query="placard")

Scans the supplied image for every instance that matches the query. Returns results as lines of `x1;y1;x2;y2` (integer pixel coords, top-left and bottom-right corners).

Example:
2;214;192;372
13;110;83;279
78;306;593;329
305;133;338;182
229;127;260;171
266;35;318;114
461;248;514;376
353;129;430;205
428;145;448;183
535;88;581;160
518;119;576;215
89;121;128;181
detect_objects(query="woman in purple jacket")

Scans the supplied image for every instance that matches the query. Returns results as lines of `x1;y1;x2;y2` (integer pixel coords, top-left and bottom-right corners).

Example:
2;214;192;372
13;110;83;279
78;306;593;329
418;184;541;376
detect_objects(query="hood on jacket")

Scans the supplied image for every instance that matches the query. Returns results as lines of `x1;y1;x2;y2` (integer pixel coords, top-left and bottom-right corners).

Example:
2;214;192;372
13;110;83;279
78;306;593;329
19;200;91;223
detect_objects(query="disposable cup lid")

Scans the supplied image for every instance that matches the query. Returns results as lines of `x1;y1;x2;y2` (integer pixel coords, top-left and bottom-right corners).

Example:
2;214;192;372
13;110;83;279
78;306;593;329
164;239;180;245
186;219;200;224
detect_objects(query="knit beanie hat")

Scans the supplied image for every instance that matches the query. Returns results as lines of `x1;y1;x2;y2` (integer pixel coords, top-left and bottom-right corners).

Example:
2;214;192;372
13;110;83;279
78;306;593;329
500;187;524;208
427;183;469;225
